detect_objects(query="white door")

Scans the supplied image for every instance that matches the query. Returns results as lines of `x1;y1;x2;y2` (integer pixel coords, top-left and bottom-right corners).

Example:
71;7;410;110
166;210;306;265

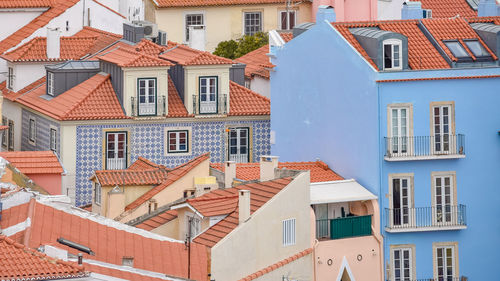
106;132;127;170
434;176;454;225
229;128;249;163
433;105;451;154
392;248;413;281
138;79;156;115
436;246;455;281
200;77;217;114
390;107;409;156
392;177;412;227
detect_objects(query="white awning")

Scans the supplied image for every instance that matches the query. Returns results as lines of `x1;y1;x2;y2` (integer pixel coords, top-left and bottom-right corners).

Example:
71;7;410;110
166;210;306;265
310;179;377;204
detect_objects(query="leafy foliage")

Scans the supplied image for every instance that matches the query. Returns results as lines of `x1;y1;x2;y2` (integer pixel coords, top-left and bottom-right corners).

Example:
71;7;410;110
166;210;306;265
213;32;269;59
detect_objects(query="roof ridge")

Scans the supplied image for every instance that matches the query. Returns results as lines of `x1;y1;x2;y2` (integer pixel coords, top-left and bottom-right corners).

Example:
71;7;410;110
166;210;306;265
61;73;111;118
188;195;238;203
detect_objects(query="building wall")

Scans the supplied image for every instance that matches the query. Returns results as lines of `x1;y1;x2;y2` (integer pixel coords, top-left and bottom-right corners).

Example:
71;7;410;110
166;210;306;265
252;253;313;281
151;217;179;238
2;99;23;151
312;0;377;22
377;0;405;20
184;65;230;114
151;3;312;52
249;76;270;99
74;118;270;206
60;124;76;201
0;10;43;41
211;172;312;281
10;63;50;93
21;109;60;154
84;0;126;34
28;173;62;195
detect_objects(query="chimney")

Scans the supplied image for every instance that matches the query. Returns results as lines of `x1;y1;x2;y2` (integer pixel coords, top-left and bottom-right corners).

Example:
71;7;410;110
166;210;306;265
478;0;499;17
401;1;423;20
238;190;250;224
194;176;218;196
46;27;61;59
316;5;336;23
260;156;279;182
224;161;236;188
188;25;206;51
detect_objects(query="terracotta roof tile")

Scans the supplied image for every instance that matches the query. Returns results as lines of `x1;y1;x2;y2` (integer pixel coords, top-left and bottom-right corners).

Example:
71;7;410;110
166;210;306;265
98;47;174;67
0;151;64;174
129;157;169;171
410;0;476;18
125;153;210;211
0;235;86;280
193;177;293;248
188;195;239;217
160;44;234;65
15;73;128;121
228;81;270;116
135;210;178;231
0;0;52;8
468;16;500;25
167;77;191;117
94;169;169;186
0;76;46;101
154;0;303;7
211;161;343;183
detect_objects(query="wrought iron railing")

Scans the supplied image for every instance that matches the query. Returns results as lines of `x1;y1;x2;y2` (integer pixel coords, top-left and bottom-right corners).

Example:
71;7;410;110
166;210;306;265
193;94;227;115
131;95;166;117
384;135;465;159
385;205;467;230
316;215;372;240
386;277;468;281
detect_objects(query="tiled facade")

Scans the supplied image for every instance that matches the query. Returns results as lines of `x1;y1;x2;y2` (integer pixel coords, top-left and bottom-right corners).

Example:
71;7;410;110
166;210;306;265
75;119;270;205
21;109;60;155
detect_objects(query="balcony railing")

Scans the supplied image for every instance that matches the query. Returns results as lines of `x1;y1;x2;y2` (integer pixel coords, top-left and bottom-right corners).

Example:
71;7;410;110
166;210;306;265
131;95;166;117
385;205;467;232
384;135;465;160
106;155;126;170
386;277;468;281
316;215;372;240
193;94;227;115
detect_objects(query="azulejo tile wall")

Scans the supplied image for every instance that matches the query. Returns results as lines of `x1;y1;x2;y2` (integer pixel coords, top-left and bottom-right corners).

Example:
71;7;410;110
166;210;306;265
75;119;270;206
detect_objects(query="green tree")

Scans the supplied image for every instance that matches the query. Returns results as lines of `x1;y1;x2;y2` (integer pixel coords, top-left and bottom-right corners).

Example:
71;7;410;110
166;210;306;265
213;32;269;59
213;39;238;59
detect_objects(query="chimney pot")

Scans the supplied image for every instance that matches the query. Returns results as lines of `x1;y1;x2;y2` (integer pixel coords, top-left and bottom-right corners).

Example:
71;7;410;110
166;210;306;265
46;27;61;59
260;155;279;181
238;190;250;224
224;161;236;188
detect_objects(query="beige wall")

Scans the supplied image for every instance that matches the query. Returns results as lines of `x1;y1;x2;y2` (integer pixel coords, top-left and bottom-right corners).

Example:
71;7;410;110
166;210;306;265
151;217;179;238
184;65;230;114
211;172;312;281
252;253;313;281
151;3;312;52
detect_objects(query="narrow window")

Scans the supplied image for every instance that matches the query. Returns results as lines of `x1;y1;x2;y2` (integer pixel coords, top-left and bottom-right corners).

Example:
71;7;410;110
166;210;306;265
282;218;296;246
392;247;414;281
50;128;57;152
8;120;14;151
244;12;262;35
187;215;201;238
94;182;101;205
137;78;156;116
105;132;127;170
389;106;410;155
391;177;412;227
167;130;188;153
435;244;457;280
66;20;69;31
228;127;249;163
199;77;218;114
7;67;13;90
28;118;36;143
383;39;402;70
2;117;7;148
185;14;204;41
280;10;296;30
432;173;456;225
432;103;454;154
47;72;54;96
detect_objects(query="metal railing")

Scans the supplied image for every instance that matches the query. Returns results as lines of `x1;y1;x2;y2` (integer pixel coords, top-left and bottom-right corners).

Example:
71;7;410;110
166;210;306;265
386;277;468;281
385;205;467;230
316;215;372;240
193;94;227;115
131;95;166;117
229;153;249;163
384;135;465;159
106;156;126;170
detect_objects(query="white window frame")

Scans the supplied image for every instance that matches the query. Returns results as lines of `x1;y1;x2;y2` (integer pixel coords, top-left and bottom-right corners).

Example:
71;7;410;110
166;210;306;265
105;131;128;170
137;78;156;116
186;212;201;239
2;117;7;148
49;126;57;152
94;182;101;205
388;173;414;228
7;67;13;90
228;127;250;163
199;76;218;114
243;11;262;36
47;72;54;96
433;242;458;280
383;39;403;71
282;218;296;246
278;10;297;30
390;244;416;281
431;171;457;226
167;130;189;153
387;104;413;156
431;102;455;155
165;127;192;156
184;12;204;42
8;120;14;151
28;117;36;144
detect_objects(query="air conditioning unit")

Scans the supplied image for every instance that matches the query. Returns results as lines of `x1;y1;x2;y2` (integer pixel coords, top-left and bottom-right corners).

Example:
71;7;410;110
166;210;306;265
133;20;158;38
157;30;167;46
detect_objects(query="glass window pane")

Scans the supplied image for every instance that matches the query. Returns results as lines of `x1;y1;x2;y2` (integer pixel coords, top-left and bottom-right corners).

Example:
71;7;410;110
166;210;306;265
384;44;392;69
465;40;490;57
445;41;469;58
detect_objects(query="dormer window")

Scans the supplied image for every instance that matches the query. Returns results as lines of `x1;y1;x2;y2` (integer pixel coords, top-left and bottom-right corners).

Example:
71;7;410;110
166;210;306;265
423;9;432;18
464;40;491;58
47;72;54;96
443;41;470;61
137;78;156;116
199;76;218;114
383;39;402;71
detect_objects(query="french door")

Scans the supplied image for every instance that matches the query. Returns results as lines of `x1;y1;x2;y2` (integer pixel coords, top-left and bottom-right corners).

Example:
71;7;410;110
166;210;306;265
138;78;156;116
434;175;454;225
106;132;127;170
392;177;412;227
200;77;217;114
433;105;452;154
390;107;409;155
436;246;455;281
392;248;412;281
228;127;249;163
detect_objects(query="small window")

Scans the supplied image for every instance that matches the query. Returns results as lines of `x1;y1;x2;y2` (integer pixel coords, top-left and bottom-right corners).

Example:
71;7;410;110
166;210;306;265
122;257;134;267
168;130;188;153
383;39;402;70
94;182;101;205
464;40;490;58
444;41;469;59
8;120;14;151
244;12;262;35
282;218;296;246
28;118;36;143
423;9;432;18
47;72;54;96
50;128;57;152
7;67;13;90
2;117;7;148
137;78;156;116
279;10;296;30
148;201;158;214
186;13;204;41
66;20;69;32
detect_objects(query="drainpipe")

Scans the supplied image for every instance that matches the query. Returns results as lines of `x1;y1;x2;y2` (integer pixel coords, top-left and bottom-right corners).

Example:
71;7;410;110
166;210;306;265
312;239;319;281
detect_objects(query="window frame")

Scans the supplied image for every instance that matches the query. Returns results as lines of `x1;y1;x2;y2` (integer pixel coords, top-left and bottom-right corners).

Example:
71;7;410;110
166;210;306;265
278;10;297;30
443;40;472;62
430;101;455;155
383;39;403;71
390;244;416;281
185;12;204;42
243;11;262;36
228;126;250;163
47;72;54;96
94;182;101;205
2;117;7;148
137;78;157;117
28;117;36;144
7;67;13;90
431;171;458;225
423;9;432;18
8;120;14;151
198;76;218;114
167;130;189;153
433;242;459;280
387;103;413;156
463;39;492;60
388;173;415;228
104;131;128;170
282;218;296;246
49;127;57;152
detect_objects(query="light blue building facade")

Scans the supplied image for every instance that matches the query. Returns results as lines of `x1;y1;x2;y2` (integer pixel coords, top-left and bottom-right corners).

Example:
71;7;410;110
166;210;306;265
271;9;500;281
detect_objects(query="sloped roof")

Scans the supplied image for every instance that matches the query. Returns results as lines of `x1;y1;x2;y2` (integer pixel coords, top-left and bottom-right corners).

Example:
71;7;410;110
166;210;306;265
0;151;64;174
94;169;170;186
410;0;476;18
167;77;191;117
125;153;210;211
0;235;86;281
160;44;234;66
98;47;174;67
187;195;239;217
15;73;128;121
211;160;343;183
0;76;46;101
193;177;293;248
153;0;303;7
228;81;270;116
129;157;169;171
135;209;178;231
0;0;52;8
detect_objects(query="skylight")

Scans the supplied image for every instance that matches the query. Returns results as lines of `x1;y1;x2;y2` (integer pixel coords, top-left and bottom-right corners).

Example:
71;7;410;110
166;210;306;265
464;40;490;57
444;41;469;58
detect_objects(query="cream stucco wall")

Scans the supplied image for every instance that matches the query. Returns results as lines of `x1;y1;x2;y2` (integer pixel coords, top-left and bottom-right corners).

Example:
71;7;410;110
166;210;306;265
2;99;22;151
211;172;312;281
184;65;230;114
249;76;270;98
149;3;312;52
151;217;179;238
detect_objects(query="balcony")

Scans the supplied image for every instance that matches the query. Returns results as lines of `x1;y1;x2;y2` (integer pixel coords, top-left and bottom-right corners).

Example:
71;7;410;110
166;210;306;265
386;277;468;281
316;215;372;240
384;135;465;161
193;94;227;115
385;205;467;232
131;95;166;117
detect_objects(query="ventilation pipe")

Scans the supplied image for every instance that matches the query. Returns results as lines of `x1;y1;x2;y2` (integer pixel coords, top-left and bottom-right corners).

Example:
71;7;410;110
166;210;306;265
47;27;61;59
238;190;250;224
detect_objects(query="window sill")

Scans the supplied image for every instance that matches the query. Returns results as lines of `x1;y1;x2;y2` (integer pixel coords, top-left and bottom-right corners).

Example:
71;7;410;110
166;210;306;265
385;225;466;233
384;154;465;161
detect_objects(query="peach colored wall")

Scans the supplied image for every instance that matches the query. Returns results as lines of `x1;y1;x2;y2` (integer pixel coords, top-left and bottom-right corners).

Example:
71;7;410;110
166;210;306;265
28;173;62;195
312;0;377;22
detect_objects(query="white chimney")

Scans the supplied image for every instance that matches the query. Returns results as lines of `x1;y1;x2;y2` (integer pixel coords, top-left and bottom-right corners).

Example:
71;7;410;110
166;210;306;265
47;27;61;59
188;25;206;51
224;161;236;188
260;156;279;182
238;190;250;224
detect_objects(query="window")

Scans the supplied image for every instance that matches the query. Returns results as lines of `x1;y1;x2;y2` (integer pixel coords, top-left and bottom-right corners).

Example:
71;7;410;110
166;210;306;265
47;72;54;96
228;127;249;163
464;40;490;58
2;117;7;148
390;245;415;281
388;104;412;155
282;218;296;246
432;172;457;225
185;13;203;41
444;41;469;59
28;118;36;143
66;20;69;31
7;67;13;90
390;176;413;227
423;9;432;18
137;78;156;116
94;182;101;205
8;120;14;151
279;10;296;30
148;200;158;214
199;77;217;114
431;102;454;154
50;128;57;152
168;130;188;153
383;39;402;70
433;243;458;280
105;132;127;170
244;12;262;35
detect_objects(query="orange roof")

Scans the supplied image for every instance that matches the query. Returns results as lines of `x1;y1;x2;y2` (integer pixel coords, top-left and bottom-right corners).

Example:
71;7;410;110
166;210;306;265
129;156;168;170
153;0;302;7
468;16;500;25
0;0;80;54
239;248;313;281
228;81;270;116
187;195;239;217
0;76;46;101
0;0;52;8
193;177;293;248
15;73;128;121
160;44;234;66
125;153;211;211
211;160;343;183
98;47;174;68
0;151;63;174
167;77;191;117
0;235;86;281
410;0;476;18
84;263;171;281
135;210;178;231
1;199;209;281
94;169;170;186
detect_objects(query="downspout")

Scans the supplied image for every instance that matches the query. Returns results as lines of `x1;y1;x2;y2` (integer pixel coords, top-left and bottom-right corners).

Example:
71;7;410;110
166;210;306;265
371;225;384;281
312;239;319;281
377;81;386;281
22;197;36;247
